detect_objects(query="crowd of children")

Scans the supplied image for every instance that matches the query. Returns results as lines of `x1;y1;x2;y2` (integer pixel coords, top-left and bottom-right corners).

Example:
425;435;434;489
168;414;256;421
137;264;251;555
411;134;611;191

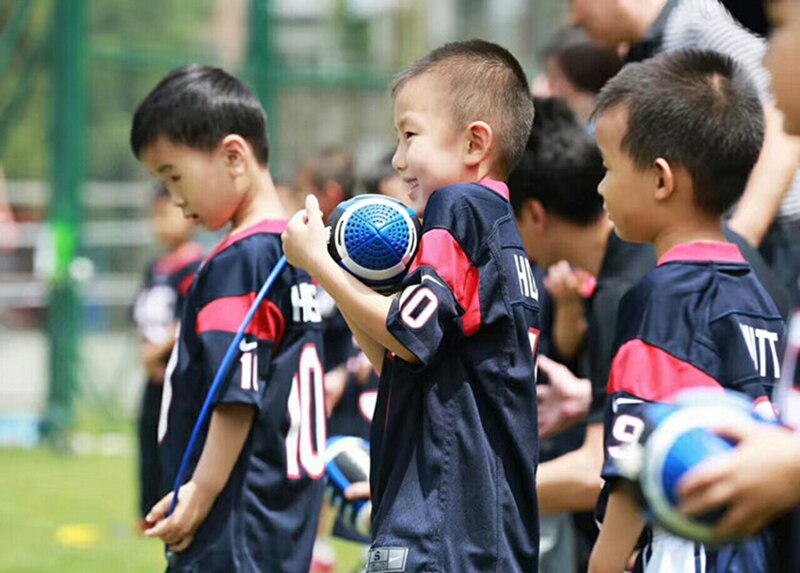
128;1;800;571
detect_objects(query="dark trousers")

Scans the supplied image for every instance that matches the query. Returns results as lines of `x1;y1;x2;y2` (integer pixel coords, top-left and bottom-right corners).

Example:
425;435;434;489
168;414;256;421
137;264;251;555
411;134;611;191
137;380;164;518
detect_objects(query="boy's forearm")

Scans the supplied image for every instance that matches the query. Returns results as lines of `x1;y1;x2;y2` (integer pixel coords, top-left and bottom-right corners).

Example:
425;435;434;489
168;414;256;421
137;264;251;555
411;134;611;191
537;423;604;514
589;484;645;573
312;257;418;364
339;308;386;376
192;404;256;496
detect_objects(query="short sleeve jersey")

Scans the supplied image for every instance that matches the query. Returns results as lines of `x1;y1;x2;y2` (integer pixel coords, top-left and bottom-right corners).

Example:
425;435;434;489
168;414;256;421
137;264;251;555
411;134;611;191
601;242;784;570
158;221;326;573
583;232;656;424
369;181;541;573
133;243;203;348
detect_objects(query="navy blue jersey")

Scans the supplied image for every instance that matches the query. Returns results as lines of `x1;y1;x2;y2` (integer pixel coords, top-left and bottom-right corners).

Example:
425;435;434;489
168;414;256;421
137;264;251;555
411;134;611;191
601;242;784;572
369;181;540;573
133;243;203;351
158;221;326;573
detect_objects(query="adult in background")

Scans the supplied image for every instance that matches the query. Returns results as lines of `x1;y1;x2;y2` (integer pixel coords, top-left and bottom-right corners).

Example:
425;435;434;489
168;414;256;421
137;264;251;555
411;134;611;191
569;0;800;308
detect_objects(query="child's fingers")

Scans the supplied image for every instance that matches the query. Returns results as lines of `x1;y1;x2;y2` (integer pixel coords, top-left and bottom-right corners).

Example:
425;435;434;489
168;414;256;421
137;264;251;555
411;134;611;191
168;533;195;553
344;481;370;501
305;194;322;222
145;492;174;524
143;514;172;538
678;458;734;515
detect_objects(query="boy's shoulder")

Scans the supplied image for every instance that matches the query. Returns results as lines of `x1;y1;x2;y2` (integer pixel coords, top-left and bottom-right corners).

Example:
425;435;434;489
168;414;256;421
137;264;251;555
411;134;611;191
423;180;514;250
192;220;287;301
427;180;509;212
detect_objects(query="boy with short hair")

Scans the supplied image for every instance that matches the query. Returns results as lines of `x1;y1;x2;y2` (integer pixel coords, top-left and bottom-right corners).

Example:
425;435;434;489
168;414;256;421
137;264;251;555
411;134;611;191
130;64;326;573
282;39;540;572
587;49;784;573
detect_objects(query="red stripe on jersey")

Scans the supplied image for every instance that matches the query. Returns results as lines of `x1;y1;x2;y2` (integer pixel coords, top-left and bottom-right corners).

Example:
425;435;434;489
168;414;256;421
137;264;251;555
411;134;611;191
608;338;722;401
178;273;195;297
658;241;745;266
196;294;285;346
409;229;482;336
208;219;289;261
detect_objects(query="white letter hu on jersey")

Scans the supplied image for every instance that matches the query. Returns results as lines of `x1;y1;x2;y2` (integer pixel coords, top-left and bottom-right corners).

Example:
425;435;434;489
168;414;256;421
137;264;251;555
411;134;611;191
514;254;539;301
740;324;781;378
291;283;322;323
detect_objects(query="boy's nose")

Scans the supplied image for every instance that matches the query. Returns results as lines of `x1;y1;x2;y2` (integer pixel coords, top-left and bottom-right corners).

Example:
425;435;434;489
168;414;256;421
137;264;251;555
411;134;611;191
391;146;405;172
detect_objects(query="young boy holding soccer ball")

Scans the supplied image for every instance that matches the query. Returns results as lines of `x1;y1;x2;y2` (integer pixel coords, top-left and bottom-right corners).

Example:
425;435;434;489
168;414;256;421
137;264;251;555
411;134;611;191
587;49;784;573
283;40;542;572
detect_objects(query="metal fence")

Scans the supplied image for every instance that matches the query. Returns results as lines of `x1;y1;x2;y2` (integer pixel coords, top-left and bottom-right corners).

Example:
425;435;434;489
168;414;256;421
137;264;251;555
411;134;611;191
0;0;567;443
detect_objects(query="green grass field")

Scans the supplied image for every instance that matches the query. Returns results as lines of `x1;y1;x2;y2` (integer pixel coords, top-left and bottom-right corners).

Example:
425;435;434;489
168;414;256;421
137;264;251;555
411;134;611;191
0;443;365;572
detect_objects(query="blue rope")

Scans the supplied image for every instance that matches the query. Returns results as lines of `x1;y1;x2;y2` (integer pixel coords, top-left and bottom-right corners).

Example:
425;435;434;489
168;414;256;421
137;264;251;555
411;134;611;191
167;255;287;516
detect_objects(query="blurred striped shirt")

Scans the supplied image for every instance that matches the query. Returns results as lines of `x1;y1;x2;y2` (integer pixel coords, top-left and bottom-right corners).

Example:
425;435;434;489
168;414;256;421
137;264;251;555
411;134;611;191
628;0;800;221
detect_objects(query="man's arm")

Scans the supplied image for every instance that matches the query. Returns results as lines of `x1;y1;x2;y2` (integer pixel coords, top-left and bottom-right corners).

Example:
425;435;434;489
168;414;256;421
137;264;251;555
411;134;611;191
144;404;256;551
588;484;645;573
537;422;604;514
728;105;800;247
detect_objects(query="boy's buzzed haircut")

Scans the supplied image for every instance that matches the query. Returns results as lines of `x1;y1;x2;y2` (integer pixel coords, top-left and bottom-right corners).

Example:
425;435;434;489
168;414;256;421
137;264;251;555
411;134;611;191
131;64;270;165
593;49;764;215
509;97;605;225
392;39;535;175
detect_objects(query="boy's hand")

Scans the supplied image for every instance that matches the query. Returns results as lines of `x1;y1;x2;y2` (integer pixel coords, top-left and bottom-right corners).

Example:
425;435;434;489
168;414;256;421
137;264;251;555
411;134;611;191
544;261;589;304
282;194;331;274
536;355;592;438
143;480;216;552
344;480;371;502
678;423;800;540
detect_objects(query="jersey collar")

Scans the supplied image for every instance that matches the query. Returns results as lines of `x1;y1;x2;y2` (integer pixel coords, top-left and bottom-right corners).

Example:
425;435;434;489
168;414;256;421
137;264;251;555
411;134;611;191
208;219;289;260
657;241;746;266
478;178;509;201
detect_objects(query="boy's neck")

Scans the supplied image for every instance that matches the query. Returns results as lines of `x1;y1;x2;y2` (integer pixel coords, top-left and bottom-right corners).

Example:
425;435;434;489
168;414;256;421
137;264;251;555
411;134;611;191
629;0;670;42
651;216;726;260
229;167;286;235
165;239;197;255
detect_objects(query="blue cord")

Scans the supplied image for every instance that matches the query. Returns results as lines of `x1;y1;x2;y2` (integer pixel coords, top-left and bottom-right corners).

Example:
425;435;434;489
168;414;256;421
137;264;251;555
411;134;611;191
167;255;287;517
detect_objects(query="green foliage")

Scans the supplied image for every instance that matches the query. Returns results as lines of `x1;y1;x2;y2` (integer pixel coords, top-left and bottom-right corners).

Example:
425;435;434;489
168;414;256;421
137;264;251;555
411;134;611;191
1;0;216;179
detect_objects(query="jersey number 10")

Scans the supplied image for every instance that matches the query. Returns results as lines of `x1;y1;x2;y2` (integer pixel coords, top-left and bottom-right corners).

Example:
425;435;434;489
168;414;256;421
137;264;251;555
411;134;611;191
285;344;327;479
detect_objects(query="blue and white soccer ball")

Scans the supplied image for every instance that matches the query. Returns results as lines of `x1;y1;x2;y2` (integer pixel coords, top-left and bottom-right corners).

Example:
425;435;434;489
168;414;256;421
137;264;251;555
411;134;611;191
324;436;371;537
327;195;421;294
628;389;774;543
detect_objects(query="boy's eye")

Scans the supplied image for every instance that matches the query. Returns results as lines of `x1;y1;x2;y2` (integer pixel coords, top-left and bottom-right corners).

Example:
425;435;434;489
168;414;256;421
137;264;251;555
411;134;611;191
404;132;416;140
170;175;182;183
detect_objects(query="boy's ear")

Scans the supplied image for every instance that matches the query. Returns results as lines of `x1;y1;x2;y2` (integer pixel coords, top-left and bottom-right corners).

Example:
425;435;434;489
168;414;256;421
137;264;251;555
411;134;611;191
653;157;676;201
520;199;548;233
220;135;250;176
464;121;494;167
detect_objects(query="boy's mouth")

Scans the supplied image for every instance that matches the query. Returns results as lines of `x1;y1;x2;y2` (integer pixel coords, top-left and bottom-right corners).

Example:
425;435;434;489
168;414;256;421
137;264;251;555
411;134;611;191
404;178;420;194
